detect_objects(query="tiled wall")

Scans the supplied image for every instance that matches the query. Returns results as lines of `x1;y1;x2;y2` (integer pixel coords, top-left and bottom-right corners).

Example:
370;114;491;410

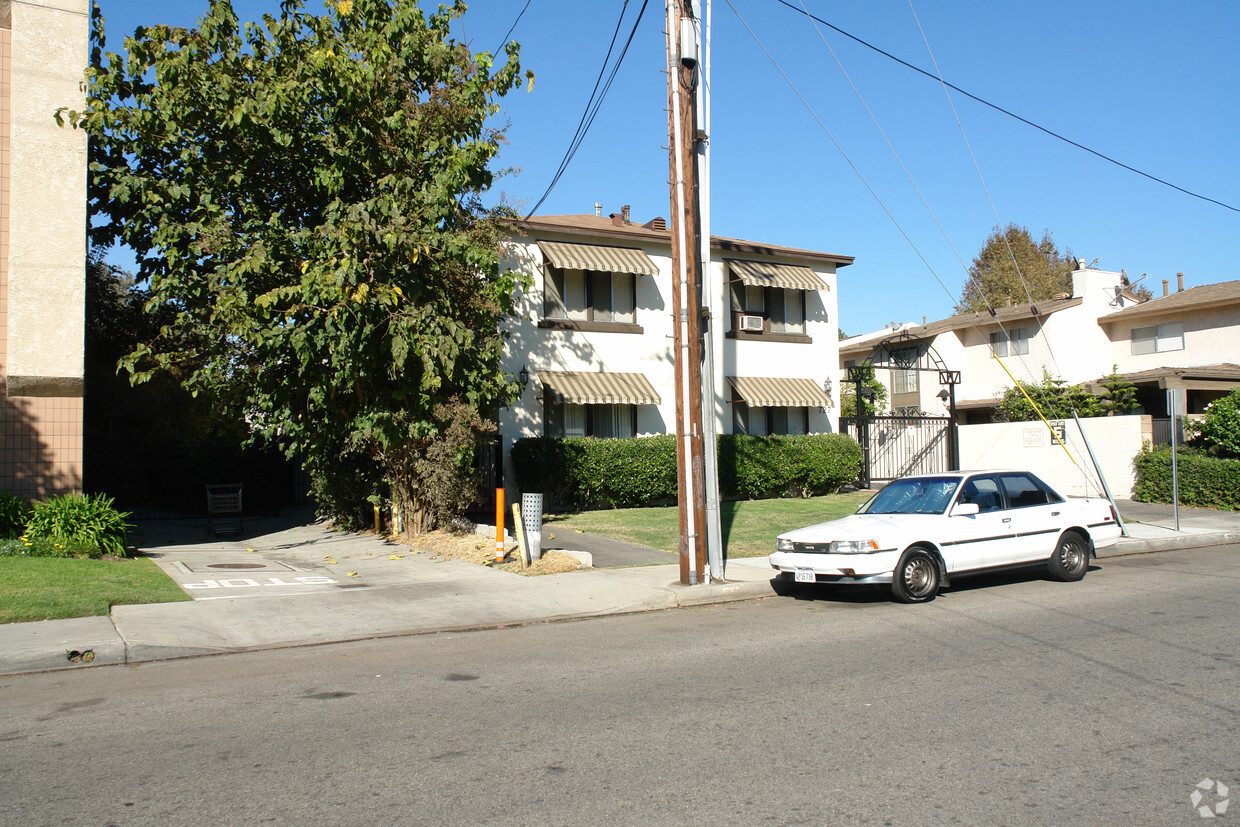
0;21;83;499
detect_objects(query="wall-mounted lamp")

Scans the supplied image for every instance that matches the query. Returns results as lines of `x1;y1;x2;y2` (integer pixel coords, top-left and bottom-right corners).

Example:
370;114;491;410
519;365;529;385
823;378;833;396
937;389;950;403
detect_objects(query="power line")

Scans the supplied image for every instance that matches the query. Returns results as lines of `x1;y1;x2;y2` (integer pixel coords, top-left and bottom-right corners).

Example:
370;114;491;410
493;0;533;57
773;0;1240;214
524;0;651;220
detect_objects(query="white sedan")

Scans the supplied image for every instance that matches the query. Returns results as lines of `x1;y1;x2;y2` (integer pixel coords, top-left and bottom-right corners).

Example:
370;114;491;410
770;471;1122;603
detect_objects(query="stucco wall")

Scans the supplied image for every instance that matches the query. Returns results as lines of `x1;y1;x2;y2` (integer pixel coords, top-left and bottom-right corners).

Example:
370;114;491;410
7;0;87;396
958;414;1150;498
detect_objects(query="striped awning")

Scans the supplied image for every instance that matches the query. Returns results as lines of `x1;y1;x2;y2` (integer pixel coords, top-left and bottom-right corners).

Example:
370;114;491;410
538;241;659;276
728;376;831;408
540;371;661;405
726;259;828;291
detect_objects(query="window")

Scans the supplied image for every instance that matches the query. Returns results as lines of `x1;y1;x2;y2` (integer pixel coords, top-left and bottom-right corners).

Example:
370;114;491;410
732;402;809;436
890;347;919;395
545;401;636;439
1131;322;1184;355
544;267;636;324
990;327;1030;357
999;473;1064;508
729;284;805;334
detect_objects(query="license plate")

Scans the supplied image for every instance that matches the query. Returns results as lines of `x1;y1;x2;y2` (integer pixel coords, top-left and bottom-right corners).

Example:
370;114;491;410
795;568;816;583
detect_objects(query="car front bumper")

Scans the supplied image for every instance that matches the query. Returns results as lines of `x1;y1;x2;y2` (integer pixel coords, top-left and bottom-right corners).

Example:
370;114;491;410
768;549;902;583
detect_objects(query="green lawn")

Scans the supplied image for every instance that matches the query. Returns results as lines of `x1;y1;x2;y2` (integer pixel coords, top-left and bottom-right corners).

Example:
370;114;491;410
0;556;191;624
544;491;872;558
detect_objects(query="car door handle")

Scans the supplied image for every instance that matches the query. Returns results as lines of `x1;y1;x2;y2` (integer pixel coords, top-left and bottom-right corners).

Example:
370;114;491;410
1002;517;1011;523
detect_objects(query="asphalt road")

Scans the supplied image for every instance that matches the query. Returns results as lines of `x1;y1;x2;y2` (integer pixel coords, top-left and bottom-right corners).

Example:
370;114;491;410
2;546;1238;825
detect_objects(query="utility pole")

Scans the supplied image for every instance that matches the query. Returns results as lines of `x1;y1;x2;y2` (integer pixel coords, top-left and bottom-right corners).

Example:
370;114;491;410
666;0;707;584
694;0;725;583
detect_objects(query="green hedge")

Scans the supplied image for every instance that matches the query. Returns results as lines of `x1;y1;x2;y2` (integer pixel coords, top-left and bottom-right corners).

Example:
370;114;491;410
511;433;863;510
1133;446;1240;510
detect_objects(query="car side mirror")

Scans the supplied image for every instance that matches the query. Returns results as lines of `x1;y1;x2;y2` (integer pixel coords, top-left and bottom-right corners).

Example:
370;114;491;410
952;502;980;517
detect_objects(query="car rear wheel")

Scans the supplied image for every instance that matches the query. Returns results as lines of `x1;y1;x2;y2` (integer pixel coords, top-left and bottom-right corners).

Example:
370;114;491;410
1048;531;1089;581
891;547;940;603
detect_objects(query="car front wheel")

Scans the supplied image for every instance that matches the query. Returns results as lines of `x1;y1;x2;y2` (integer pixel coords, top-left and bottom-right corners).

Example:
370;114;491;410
1048;531;1089;581
891;547;940;604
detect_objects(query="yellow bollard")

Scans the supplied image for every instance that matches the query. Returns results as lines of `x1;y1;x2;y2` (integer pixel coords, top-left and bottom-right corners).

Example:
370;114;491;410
494;488;506;563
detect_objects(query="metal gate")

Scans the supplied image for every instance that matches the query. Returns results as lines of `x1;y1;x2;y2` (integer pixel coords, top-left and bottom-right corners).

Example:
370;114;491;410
841;415;953;485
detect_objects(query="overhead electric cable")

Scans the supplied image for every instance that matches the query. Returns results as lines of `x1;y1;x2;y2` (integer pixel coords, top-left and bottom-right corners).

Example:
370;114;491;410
907;0;1096;492
493;0;532;57
773;0;1240;214
524;0;651;219
736;0;1100;490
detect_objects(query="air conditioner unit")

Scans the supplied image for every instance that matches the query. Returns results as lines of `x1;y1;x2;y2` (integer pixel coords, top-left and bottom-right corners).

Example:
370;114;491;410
739;314;764;332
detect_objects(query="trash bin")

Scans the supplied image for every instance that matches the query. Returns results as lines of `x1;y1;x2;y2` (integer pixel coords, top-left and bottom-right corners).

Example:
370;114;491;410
522;493;544;561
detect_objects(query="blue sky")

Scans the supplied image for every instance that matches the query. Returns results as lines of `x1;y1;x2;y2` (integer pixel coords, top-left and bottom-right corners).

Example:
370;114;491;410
97;0;1240;335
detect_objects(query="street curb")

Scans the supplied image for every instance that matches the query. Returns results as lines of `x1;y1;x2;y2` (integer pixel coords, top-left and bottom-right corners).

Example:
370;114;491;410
1097;531;1240;558
4;532;1236;678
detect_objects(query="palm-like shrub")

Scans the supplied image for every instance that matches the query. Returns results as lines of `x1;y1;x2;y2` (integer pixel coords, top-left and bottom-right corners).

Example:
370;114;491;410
24;493;132;558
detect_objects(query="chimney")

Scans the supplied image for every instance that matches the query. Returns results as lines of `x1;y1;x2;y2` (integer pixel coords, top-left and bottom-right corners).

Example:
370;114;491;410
1162;279;1170;297
621;204;630;224
594;202;602;217
922;315;927;325
1177;272;1185;292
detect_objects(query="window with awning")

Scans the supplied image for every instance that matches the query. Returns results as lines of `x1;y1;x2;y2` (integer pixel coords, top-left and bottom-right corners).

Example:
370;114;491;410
727;376;830;408
726;260;828;292
540;371;661;406
539;371;660;439
539;241;658;276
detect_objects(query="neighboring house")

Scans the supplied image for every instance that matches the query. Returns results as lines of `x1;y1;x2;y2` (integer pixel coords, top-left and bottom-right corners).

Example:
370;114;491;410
497;208;852;490
1095;277;1240;415
1;0;88;499
839;266;1139;422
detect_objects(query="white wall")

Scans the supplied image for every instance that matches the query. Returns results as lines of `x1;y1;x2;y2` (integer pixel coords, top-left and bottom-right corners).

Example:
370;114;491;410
958;414;1151;498
7;0;88;396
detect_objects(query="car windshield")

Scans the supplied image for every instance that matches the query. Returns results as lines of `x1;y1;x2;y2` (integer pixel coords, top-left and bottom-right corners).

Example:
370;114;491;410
859;477;960;515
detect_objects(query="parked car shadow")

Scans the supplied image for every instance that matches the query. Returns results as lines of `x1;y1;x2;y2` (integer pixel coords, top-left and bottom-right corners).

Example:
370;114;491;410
770;562;1100;603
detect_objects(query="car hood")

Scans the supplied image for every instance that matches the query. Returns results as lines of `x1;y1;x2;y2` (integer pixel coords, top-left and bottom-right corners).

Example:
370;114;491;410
778;512;939;544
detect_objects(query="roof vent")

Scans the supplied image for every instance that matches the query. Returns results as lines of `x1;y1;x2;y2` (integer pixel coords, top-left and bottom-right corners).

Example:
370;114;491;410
643;217;667;230
1177;272;1185;292
594;202;602;217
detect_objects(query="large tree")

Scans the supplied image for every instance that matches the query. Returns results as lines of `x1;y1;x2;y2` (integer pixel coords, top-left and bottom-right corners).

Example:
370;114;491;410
72;0;530;532
955;224;1075;314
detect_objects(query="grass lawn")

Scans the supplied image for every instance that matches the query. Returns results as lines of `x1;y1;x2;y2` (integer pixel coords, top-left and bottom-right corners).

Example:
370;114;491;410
545;491;872;558
0;556;191;624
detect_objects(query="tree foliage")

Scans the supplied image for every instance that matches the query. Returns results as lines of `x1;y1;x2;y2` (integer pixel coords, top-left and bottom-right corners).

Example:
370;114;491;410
956;224;1075;314
74;0;530;531
840;367;889;418
996;367;1135;422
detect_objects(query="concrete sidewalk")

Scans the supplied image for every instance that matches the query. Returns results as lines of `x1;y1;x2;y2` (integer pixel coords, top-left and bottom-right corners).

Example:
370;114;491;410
2;499;1236;677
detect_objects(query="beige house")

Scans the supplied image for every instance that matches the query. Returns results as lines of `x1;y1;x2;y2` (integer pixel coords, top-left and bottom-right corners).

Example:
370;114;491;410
1096;277;1240;414
1;0;88;498
840;266;1240;423
839;267;1140;422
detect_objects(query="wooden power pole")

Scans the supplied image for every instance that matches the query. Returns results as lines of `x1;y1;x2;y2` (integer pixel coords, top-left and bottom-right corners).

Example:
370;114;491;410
666;0;708;584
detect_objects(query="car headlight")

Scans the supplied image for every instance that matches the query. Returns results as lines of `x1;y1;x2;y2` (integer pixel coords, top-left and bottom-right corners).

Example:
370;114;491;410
775;537;794;552
830;539;879;554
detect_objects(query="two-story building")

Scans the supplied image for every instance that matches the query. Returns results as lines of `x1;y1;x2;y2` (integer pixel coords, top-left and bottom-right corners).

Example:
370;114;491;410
839;266;1140;422
497;209;852;489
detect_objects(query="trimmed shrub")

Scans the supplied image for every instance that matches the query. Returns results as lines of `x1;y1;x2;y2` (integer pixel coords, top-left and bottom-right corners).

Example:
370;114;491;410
1133;446;1240;510
512;433;862;510
23;493;133;558
0;492;32;540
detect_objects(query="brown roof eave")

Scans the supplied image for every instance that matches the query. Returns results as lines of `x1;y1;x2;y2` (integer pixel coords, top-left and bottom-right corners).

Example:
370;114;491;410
507;216;854;267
